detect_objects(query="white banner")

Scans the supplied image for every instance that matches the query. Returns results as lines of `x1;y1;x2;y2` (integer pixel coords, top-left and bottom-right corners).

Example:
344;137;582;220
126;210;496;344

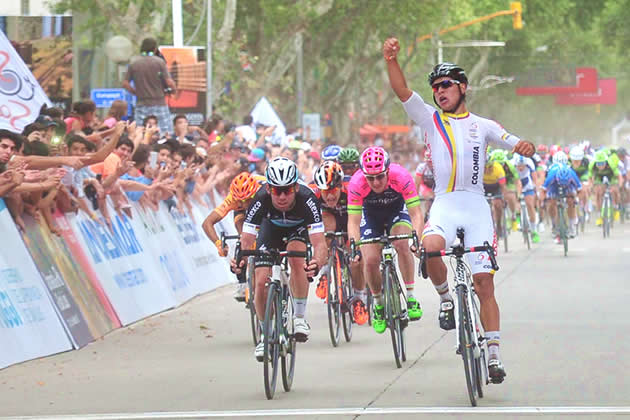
65;203;178;326
0;31;52;133
250;96;286;145
0;199;72;369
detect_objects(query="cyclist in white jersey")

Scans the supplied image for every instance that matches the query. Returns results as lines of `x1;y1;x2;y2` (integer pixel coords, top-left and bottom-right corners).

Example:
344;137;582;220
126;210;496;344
383;37;535;384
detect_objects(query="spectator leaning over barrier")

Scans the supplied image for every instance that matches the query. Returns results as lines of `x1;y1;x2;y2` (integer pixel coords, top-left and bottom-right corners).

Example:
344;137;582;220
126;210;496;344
101;100;129;129
34;115;59;144
123;37;176;135
65;100;115;145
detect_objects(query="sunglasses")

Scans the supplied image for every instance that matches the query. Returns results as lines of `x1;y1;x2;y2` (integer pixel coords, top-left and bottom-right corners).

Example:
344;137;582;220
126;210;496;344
431;79;461;92
321;186;340;196
365;172;387;182
269;185;296;196
595;162;606;166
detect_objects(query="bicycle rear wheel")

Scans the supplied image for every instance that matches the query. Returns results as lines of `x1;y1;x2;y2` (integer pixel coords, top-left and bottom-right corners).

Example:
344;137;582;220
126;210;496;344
456;285;478;407
281;287;296;392
341;255;353;342
326;254;341;347
384;264;403;368
247;257;261;346
392;268;407;363
263;282;280;400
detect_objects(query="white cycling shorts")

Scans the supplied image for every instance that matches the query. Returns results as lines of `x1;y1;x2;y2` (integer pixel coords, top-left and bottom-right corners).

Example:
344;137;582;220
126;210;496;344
422;191;498;275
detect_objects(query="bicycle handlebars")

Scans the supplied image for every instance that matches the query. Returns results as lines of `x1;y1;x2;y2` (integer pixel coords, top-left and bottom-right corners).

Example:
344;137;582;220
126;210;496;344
349;231;419;261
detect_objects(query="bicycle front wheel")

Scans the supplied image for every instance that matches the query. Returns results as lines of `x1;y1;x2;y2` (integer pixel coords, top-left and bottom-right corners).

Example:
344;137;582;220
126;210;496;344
558;206;569;257
281;287;296;392
502;206;509;253
326;255;341;347
247;257;261;346
521;203;531;250
456;286;478;407
263;282;280;400
341;255;353;342
384;264;403;368
603;196;610;238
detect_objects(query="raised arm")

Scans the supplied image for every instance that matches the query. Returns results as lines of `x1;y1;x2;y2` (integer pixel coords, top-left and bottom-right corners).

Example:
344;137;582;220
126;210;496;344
383;38;413;102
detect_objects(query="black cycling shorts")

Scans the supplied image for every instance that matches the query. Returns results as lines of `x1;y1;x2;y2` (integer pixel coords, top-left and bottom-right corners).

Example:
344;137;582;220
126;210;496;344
254;219;309;268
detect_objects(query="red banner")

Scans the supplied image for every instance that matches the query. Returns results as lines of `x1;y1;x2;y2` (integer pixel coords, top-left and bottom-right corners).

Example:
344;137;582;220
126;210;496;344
516;67;598;96
555;78;617;105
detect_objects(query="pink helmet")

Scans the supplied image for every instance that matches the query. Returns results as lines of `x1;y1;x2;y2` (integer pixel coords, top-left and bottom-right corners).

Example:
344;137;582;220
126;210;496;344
360;146;390;175
550;145;561;156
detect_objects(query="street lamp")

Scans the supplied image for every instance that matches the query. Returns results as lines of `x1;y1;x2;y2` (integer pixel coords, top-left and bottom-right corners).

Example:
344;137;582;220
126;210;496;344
105;35;133;82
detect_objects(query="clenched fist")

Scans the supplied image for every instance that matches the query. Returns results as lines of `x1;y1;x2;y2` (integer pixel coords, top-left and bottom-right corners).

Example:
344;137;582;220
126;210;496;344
383;37;400;61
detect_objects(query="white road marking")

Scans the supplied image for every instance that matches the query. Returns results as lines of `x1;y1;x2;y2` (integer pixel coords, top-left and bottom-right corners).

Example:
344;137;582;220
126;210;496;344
8;406;630;419
623;248;630;253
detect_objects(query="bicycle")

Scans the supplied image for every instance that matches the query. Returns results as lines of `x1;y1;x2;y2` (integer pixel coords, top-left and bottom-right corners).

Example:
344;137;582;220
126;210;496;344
419;228;499;407
601;176;612;238
485;193;508;253
518;196;531;250
323;231;354;347
351;231;419;368
555;186;570;257
222;233;260;346
235;243;312;400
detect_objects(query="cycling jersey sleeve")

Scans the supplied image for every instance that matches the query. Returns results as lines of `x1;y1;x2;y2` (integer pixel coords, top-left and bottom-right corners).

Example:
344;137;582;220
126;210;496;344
485;119;520;149
402;91;436;131
213;193;238;220
347;170;369;215
303;190;325;234
242;189;267;235
388;164;421;208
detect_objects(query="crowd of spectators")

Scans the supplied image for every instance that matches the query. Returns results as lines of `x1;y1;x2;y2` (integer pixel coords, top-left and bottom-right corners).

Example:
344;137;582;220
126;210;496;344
0;97;423;236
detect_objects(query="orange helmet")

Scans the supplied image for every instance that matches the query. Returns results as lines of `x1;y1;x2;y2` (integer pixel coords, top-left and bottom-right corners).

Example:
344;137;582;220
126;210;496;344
313;161;344;190
230;172;260;201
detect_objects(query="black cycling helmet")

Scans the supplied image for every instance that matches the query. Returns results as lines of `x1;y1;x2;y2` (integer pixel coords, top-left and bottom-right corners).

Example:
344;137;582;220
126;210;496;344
428;63;468;86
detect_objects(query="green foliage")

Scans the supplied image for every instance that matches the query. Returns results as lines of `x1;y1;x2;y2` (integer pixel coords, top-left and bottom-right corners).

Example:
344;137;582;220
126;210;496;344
57;0;629;144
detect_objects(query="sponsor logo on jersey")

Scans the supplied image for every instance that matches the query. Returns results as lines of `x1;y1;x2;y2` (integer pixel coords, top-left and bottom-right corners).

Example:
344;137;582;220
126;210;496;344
469;122;479;140
306;197;321;222
471;145;480;184
246;201;262;221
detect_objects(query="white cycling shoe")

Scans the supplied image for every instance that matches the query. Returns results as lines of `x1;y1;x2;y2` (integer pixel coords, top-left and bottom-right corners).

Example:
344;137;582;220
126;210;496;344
293;317;310;342
255;337;264;362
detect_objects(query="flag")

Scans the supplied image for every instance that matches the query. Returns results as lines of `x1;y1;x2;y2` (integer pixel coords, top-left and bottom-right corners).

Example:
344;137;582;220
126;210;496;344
0;30;52;133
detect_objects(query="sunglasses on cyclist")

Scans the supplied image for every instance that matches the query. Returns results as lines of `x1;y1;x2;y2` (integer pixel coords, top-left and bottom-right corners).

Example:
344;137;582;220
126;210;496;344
321;186;340;196
365;172;387;182
431;79;461;92
595;162;606;167
269;185;296;196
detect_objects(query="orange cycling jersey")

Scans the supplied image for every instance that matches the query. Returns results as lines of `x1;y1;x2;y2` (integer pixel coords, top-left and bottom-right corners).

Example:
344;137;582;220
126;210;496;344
213;175;266;219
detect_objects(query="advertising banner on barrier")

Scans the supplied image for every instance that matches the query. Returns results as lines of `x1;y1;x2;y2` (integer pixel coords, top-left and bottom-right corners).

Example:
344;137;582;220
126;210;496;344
0;199;72;368
54;211;121;329
66;206;177;326
130;202;198;305
20;215;97;348
167;202;233;294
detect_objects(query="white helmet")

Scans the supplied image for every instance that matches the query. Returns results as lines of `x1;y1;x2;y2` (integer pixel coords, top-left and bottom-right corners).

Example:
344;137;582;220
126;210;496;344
265;157;299;187
569;146;584;161
553;151;568;165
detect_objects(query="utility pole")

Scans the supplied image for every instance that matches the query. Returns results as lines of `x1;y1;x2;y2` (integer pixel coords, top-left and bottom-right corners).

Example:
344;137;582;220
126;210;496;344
172;0;183;47
206;0;212;118
296;32;303;128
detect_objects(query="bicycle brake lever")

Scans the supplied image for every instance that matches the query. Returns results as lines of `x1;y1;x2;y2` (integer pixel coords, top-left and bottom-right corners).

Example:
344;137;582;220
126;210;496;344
484;241;499;271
